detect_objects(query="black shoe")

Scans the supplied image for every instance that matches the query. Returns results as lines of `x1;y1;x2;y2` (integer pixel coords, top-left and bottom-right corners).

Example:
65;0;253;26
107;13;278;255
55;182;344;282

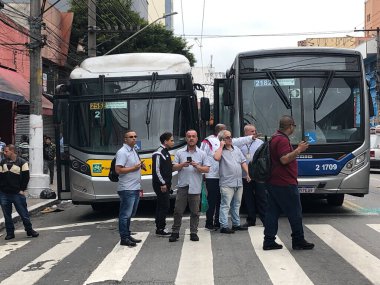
220;227;235;234
263;242;283;250
242;221;256;227
156;229;171;236
232;225;248;231
205;224;214;230
128;236;142;243
5;233;15;240
190;233;199;241
292;239;315;250
214;222;221;229
120;239;136;247
169;233;179;242
26;230;39;238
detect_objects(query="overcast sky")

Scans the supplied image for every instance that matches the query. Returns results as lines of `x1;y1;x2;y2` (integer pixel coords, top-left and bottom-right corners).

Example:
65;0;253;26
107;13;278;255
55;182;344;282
172;0;365;72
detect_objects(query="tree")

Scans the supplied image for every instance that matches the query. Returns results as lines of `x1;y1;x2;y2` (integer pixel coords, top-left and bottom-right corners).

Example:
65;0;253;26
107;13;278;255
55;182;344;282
68;0;195;67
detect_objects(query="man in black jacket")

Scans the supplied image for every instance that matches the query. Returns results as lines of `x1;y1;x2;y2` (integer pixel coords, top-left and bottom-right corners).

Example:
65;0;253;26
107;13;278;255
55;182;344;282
152;132;174;236
0;144;39;240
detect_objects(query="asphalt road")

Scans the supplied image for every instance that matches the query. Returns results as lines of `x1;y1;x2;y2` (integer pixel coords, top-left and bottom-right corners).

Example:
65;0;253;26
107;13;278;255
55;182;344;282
0;174;380;285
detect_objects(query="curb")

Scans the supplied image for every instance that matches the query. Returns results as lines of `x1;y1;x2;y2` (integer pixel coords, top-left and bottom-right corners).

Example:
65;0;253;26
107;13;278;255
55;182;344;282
0;199;59;231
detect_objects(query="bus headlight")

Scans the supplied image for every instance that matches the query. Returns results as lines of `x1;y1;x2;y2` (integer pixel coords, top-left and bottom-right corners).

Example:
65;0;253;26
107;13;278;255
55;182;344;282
70;157;91;176
342;152;367;173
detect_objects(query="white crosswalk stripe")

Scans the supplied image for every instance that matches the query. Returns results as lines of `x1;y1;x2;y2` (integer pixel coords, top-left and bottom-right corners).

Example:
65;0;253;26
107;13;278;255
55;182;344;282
175;229;214;285
1;224;380;284
249;227;314;285
0;235;90;285
83;232;149;285
306;224;380;285
0;241;30;260
367;223;380;233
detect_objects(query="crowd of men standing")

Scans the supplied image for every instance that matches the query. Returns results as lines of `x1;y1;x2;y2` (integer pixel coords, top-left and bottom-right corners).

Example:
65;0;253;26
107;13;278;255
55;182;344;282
115;115;314;251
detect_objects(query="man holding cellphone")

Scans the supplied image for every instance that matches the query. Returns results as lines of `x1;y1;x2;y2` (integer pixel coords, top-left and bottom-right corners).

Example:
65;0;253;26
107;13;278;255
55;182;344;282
169;130;210;242
115;130;146;247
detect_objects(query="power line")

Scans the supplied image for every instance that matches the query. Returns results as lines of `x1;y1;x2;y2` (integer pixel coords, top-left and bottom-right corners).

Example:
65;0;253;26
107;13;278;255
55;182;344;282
179;29;358;39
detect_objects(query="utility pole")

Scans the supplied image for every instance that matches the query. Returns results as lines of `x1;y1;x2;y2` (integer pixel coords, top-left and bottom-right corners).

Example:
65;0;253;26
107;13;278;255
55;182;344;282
28;0;49;197
88;0;96;57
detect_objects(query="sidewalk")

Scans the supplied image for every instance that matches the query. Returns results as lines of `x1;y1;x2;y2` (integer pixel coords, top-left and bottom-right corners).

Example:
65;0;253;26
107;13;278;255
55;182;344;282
0;181;60;231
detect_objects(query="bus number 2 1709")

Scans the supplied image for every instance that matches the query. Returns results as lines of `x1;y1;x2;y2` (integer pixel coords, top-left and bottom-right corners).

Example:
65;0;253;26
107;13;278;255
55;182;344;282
315;164;338;171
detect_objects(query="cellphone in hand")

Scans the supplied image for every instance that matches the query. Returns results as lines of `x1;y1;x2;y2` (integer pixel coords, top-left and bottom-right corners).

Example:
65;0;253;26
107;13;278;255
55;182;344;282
186;156;192;162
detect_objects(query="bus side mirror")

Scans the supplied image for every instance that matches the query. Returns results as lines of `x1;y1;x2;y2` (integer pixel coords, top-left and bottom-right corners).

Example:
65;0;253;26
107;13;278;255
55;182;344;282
200;97;210;121
367;79;375;117
223;78;234;106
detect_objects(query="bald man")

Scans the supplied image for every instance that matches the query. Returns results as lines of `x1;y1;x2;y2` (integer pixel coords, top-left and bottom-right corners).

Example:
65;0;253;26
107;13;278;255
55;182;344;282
263;115;314;251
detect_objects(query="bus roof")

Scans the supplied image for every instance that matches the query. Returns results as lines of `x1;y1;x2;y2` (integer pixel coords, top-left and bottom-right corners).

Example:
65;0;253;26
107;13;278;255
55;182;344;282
70;53;191;79
236;47;362;59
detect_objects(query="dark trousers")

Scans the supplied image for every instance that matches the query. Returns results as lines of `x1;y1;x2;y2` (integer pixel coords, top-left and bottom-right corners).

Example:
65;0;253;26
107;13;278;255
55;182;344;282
43;160;55;184
0;192;33;234
172;186;200;234
264;184;304;244
154;185;170;230
205;178;221;226
242;179;268;225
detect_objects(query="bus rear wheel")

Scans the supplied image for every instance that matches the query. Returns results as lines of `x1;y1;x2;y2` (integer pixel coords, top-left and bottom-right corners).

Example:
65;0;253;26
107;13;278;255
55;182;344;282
327;194;344;206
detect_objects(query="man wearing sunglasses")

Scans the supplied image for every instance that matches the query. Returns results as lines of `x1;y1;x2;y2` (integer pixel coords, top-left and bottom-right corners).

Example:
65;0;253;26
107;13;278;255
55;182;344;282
115;130;146;247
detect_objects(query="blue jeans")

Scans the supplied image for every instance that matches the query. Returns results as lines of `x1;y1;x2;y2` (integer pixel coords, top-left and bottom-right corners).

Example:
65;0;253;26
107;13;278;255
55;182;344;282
0;191;33;234
219;186;243;228
118;190;140;240
264;184;304;244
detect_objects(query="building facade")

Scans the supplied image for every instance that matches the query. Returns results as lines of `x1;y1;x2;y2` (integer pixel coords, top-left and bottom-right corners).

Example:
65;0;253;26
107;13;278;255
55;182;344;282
365;0;380;36
0;2;73;145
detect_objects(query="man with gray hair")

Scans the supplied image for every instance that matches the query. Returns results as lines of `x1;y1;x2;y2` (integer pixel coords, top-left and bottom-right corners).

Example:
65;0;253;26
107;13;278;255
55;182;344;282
214;130;251;234
201;124;255;230
239;124;266;227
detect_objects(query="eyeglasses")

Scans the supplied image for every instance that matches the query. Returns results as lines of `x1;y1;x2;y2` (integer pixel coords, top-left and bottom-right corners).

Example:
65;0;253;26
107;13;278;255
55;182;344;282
125;135;137;139
224;136;232;140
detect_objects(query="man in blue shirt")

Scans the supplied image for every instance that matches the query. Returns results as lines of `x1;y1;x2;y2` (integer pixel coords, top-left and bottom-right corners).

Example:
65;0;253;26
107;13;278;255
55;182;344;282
115;130;146;247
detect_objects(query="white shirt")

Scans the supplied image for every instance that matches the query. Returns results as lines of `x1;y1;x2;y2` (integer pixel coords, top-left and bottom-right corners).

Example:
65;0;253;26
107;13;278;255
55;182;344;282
239;138;264;177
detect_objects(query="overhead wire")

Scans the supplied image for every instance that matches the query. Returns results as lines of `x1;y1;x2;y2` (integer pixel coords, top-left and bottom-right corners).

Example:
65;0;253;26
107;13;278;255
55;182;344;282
199;0;206;82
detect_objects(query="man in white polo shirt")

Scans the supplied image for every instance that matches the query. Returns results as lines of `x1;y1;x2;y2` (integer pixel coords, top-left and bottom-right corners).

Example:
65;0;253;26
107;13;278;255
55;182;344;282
115;130;146;247
169;130;210;242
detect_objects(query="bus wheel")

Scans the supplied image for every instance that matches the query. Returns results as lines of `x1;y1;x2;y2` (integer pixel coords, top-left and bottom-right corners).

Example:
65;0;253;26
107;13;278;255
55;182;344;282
327;194;344;206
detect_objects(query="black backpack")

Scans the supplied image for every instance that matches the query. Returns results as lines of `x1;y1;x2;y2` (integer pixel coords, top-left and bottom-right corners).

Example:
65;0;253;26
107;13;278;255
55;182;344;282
108;157;119;182
249;138;271;182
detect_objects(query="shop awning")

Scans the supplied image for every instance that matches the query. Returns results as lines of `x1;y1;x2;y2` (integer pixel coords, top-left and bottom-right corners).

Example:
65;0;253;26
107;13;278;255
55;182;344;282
0;68;53;115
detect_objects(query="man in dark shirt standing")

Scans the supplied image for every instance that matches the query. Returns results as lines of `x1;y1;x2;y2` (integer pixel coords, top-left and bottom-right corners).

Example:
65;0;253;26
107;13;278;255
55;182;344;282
263;115;314;251
0;144;39;240
152;132;174;236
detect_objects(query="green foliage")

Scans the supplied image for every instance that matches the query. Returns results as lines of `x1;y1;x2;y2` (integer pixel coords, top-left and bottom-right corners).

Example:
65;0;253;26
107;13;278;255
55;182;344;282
68;0;195;67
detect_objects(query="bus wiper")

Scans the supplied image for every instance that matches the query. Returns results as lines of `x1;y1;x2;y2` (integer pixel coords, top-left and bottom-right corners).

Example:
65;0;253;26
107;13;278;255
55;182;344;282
266;71;292;109
313;86;317;129
145;72;158;139
314;71;334;110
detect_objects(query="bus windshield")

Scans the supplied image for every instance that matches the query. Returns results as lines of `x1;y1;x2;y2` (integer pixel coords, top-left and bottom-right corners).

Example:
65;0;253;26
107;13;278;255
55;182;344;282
69;97;191;154
241;76;363;144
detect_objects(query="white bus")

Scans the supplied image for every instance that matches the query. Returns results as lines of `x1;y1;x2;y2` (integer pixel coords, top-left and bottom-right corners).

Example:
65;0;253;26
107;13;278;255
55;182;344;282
54;53;200;210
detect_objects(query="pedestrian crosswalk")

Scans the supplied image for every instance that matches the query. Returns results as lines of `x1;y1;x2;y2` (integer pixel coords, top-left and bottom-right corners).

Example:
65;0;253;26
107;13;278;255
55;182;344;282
0;223;380;285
